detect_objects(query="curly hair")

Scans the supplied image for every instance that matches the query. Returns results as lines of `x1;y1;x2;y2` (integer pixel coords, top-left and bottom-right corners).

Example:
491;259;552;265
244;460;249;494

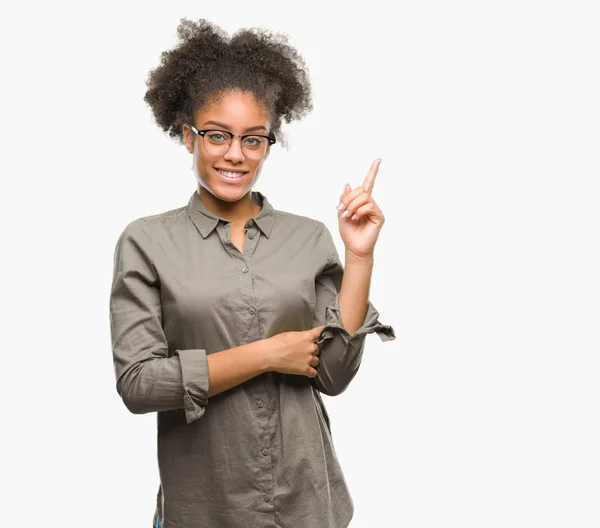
143;18;313;150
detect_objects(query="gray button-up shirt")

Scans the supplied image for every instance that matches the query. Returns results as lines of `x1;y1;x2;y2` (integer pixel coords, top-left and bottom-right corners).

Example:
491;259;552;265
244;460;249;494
109;189;396;528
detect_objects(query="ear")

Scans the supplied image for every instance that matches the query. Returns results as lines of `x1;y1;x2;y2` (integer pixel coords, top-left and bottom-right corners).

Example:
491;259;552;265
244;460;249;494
183;124;194;154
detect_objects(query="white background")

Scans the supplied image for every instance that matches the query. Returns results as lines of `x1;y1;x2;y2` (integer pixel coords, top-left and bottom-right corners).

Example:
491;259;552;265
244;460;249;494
1;1;599;527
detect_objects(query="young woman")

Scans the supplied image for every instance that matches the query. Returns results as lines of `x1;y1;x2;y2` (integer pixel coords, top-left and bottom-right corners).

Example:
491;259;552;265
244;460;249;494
109;18;395;528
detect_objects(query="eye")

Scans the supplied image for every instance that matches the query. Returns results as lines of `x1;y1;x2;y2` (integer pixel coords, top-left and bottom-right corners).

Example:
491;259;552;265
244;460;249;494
243;136;264;148
206;132;228;143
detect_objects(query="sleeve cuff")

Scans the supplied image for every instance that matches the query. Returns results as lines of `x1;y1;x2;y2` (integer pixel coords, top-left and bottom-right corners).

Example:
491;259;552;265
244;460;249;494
174;349;210;424
315;293;396;347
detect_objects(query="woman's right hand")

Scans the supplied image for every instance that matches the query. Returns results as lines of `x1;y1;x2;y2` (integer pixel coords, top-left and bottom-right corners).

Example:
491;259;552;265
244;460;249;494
265;325;324;378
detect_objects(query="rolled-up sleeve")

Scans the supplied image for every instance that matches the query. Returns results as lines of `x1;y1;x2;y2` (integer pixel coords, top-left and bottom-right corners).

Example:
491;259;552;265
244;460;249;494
109;218;209;423
312;222;396;396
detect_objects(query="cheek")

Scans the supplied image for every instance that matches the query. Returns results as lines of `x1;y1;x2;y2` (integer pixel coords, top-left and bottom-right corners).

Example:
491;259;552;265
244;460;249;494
197;151;215;169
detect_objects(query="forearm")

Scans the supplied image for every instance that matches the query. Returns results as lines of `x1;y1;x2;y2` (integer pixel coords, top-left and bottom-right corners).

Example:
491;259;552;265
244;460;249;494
207;339;272;397
338;250;374;334
118;340;272;416
311;226;395;397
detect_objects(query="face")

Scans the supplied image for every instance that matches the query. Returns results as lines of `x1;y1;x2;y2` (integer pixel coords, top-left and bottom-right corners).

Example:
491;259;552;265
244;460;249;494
184;90;272;203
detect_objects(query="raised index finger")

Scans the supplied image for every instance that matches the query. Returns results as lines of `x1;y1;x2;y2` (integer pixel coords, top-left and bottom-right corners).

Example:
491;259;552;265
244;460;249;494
362;158;382;194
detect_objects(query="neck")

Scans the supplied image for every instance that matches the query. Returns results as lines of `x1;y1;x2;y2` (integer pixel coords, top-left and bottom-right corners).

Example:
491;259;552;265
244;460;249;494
197;187;261;224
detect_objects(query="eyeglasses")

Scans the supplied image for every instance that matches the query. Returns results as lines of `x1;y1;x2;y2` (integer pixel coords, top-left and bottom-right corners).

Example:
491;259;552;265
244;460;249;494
189;124;276;160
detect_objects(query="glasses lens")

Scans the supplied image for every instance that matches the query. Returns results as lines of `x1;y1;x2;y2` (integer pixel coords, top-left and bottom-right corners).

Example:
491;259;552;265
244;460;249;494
202;131;269;160
242;136;269;160
203;131;230;156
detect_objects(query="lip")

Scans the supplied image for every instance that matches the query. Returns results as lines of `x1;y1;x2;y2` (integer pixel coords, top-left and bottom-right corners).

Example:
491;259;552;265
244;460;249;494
214;167;249;184
215;167;249;173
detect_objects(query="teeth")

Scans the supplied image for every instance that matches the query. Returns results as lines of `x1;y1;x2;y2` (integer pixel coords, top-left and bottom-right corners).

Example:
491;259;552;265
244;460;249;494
217;169;245;179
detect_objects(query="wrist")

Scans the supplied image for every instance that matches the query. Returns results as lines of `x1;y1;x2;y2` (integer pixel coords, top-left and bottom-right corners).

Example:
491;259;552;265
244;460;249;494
258;337;276;373
344;249;374;267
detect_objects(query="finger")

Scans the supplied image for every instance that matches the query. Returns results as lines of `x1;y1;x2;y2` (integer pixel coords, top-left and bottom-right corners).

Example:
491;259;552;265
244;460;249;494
340;192;371;220
311;355;320;367
362;158;382;194
338;185;367;213
312;325;325;338
339;183;353;203
313;343;321;355
349;202;375;222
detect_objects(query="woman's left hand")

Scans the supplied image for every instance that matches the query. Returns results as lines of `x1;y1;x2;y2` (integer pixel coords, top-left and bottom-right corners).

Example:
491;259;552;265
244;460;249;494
336;159;386;259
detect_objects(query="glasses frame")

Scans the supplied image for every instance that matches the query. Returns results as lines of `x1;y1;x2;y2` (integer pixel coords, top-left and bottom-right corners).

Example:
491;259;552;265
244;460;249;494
188;124;276;159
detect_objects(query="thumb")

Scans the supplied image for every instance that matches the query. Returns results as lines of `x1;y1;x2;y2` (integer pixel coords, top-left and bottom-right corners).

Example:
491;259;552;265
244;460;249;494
312;325;325;338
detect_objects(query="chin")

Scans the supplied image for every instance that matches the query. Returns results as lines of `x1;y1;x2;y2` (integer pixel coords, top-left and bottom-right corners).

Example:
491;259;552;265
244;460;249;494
209;182;253;202
217;191;248;202
194;165;260;202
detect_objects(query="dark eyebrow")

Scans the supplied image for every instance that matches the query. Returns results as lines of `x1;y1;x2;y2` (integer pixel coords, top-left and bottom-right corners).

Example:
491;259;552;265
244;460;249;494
202;120;268;133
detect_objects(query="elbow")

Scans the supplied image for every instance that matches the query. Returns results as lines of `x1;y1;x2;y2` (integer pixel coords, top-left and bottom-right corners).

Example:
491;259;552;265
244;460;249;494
120;391;152;415
313;341;363;396
115;366;155;415
117;383;152;415
319;385;348;397
314;375;353;397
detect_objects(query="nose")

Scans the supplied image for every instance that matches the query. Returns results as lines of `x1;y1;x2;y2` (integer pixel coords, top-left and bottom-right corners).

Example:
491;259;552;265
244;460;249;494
223;137;246;163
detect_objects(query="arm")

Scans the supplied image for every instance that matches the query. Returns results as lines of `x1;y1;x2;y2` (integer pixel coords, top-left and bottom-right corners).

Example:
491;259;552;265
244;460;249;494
338;250;374;334
206;341;270;397
311;222;396;396
110;218;270;424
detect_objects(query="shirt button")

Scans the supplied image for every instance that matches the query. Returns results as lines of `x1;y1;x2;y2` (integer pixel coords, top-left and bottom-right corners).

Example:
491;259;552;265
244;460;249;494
242;266;249;273
247;219;255;227
248;232;255;239
249;307;255;315
264;496;270;502
256;400;264;408
261;448;269;456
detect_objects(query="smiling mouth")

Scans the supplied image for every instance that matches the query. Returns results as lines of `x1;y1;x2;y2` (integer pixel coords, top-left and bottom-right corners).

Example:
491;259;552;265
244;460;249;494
215;168;249;181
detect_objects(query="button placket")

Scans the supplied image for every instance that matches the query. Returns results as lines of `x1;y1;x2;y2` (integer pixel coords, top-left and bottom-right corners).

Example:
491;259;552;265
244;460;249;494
242;217;260;259
253;394;273;508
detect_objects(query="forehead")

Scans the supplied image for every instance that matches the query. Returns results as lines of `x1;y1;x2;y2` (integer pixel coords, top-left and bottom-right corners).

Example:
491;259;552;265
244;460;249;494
195;90;270;131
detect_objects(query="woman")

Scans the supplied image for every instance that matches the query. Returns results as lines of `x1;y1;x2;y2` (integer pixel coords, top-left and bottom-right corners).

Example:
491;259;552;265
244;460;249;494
109;18;395;528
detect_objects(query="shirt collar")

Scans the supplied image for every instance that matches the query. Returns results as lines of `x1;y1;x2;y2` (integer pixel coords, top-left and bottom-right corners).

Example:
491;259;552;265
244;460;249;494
187;189;276;239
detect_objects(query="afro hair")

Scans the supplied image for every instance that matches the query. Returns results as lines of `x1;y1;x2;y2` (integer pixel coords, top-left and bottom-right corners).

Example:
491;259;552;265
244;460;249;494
143;17;314;150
